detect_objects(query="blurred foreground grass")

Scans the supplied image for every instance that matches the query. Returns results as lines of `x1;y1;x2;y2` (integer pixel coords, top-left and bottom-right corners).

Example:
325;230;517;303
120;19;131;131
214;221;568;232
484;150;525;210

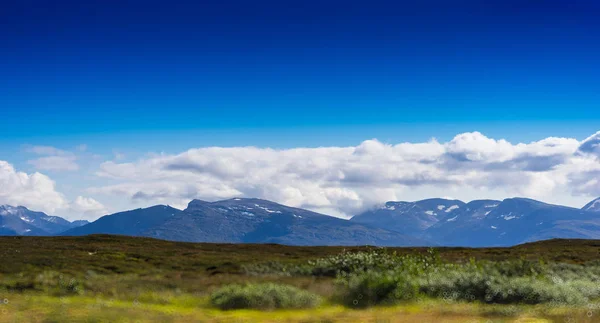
1;235;600;322
1;294;597;322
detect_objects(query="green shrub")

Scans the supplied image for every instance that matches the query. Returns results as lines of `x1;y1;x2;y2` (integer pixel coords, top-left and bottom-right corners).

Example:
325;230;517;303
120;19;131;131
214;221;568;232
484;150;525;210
337;271;419;308
210;283;322;310
243;250;600;308
34;271;85;296
244;249;442;278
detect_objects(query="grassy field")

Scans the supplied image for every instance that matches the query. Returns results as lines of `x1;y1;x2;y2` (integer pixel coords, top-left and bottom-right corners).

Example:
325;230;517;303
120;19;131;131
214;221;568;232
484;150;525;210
1;235;600;322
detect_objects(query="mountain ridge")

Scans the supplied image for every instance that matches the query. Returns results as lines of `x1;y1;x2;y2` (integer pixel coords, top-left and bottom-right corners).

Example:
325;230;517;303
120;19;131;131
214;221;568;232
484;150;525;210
0;205;88;235
3;196;600;247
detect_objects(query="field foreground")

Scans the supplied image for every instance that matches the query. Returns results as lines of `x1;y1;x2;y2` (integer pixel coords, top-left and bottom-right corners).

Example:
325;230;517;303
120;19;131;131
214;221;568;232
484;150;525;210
1;235;600;322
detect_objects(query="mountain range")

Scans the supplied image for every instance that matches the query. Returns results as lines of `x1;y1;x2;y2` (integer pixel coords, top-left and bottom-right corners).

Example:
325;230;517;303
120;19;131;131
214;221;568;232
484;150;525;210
0;205;88;236
62;198;427;246
2;197;600;247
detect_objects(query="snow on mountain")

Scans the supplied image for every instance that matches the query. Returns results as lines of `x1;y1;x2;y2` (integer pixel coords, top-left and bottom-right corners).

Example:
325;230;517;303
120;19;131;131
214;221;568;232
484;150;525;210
0;205;88;235
66;198;429;246
583;198;600;212
351;198;466;234
427;198;600;247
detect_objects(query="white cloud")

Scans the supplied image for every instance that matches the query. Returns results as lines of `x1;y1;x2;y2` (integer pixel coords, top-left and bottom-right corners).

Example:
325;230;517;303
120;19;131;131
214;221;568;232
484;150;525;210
0;160;106;220
70;196;108;219
28;156;79;172
578;131;600;157
90;131;600;217
26;145;70;156
0;160;69;213
25;145;81;172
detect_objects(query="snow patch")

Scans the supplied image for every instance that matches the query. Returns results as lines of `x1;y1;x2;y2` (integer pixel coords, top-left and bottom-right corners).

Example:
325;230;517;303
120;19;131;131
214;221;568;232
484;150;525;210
445;205;459;213
504;216;516;220
254;204;282;214
585;199;600;211
446;215;458;222
382;204;396;210
485;204;499;208
491;226;497;229
0;207;19;216
20;216;33;223
437;205;446;210
425;210;435;216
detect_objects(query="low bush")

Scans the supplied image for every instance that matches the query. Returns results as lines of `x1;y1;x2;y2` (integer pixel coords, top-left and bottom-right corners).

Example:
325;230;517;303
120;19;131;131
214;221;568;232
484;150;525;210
337;271;419;308
34;271;85;296
1;271;84;295
242;250;600;308
210;283;322;310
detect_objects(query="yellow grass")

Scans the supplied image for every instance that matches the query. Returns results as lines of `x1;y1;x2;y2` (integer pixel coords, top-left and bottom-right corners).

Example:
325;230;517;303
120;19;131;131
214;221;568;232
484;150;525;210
0;294;596;323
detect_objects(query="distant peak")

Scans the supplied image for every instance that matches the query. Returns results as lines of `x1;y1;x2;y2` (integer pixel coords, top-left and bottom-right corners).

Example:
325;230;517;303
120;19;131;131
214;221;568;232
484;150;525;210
0;205;28;215
503;197;545;204
583;197;600;212
186;199;211;209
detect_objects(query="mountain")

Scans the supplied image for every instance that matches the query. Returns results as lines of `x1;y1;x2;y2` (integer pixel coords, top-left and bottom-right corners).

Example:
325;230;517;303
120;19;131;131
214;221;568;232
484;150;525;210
583;198;600;212
0;205;88;235
426;198;600;247
350;198;466;235
9;197;600;247
65;198;428;246
425;199;501;242
62;205;181;236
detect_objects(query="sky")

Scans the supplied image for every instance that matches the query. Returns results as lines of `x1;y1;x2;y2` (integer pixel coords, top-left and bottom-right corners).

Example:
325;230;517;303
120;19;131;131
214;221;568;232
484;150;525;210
0;0;599;220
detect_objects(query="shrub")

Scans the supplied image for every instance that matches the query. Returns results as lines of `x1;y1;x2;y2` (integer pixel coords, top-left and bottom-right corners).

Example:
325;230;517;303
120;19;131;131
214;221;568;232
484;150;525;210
337;271;419;308
34;271;85;296
210;283;322;310
243;249;442;278
243;250;600;308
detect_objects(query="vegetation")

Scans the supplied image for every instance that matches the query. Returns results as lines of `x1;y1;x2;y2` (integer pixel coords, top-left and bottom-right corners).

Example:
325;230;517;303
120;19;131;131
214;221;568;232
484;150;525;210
2;235;600;321
210;283;322;310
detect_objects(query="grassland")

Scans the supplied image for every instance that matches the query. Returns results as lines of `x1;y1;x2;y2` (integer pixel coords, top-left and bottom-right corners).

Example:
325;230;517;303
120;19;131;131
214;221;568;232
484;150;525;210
1;235;600;322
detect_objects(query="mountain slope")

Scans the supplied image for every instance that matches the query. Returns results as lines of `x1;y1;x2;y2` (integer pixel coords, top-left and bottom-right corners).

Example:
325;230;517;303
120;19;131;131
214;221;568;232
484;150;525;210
62;205;181;236
0;205;88;235
350;198;466;234
66;198;429;246
583;198;600;212
427;198;600;247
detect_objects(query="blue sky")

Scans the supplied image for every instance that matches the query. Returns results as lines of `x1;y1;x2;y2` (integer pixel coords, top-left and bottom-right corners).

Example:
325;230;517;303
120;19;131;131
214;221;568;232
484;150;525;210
0;1;599;219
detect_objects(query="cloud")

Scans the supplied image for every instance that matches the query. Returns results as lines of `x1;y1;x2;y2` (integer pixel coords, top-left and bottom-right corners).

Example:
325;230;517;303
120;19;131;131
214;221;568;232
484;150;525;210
25;145;80;172
90;131;599;217
0;160;106;220
578;131;600;157
0;160;69;213
70;196;108;219
28;156;79;172
26;145;70;156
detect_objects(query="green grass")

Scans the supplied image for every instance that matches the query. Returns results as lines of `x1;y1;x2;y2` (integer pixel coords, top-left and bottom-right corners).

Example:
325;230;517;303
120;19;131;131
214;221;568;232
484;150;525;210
210;283;322;310
2;235;600;322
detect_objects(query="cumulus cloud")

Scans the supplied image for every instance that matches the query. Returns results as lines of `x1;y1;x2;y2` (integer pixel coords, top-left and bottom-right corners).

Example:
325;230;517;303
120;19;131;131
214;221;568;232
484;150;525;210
70;196;108;219
0;160;69;213
0;160;105;220
89;131;600;217
578;131;600;157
